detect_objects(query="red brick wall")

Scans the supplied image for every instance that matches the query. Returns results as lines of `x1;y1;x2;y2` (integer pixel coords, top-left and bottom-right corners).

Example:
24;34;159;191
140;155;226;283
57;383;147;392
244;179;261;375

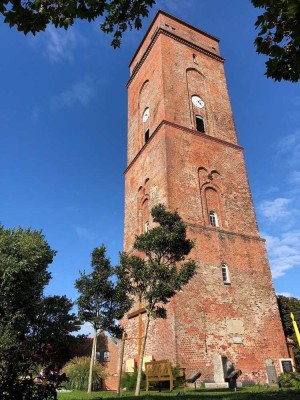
123;10;289;384
99;337;119;390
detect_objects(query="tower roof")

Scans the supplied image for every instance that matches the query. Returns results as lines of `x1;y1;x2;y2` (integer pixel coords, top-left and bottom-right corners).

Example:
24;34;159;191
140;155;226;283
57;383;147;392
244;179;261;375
129;9;220;68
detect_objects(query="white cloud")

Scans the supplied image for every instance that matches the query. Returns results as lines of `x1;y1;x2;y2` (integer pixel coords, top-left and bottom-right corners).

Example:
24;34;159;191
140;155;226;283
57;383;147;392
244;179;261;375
277;292;293;297
259;197;293;222
51;78;97;110
264;186;279;195
73;226;99;242
44;25;85;62
263;231;300;278
277;130;300;167
156;0;198;14
289;170;300;184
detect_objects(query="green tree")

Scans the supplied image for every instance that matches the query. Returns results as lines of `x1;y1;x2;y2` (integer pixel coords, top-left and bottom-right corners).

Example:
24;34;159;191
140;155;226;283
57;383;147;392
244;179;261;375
0;0;156;48
0;225;55;398
75;245;131;393
252;0;300;82
30;295;80;366
0;225;80;399
119;204;197;396
277;295;300;368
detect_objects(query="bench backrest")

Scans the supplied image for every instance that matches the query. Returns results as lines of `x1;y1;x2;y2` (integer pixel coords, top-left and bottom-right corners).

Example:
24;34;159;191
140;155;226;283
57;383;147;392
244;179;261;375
145;360;173;378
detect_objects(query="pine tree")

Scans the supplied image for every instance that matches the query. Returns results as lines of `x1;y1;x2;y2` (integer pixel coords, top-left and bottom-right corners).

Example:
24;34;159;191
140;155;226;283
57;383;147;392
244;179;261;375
119;204;197;396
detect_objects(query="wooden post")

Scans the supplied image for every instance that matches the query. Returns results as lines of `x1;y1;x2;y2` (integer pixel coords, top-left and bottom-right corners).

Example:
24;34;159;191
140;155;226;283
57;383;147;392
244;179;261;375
127;303;146;363
117;331;126;396
88;327;97;393
135;313;150;396
137;302;143;362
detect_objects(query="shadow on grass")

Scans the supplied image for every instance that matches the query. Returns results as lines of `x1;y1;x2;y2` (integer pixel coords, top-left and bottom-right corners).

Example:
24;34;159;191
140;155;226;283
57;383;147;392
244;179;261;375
58;388;300;400
126;390;298;400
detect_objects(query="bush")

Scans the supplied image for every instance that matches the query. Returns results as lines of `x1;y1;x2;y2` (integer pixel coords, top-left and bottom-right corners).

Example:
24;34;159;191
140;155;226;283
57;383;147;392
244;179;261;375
121;369;146;390
0;377;57;400
61;357;107;391
278;372;300;388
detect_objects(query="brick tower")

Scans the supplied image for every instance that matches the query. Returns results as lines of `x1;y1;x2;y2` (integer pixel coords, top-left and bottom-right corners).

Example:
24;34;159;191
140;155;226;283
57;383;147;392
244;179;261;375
123;11;291;385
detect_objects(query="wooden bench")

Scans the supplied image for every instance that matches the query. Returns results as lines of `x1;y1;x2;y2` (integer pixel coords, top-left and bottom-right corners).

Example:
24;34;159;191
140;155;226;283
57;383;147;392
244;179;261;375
145;360;174;392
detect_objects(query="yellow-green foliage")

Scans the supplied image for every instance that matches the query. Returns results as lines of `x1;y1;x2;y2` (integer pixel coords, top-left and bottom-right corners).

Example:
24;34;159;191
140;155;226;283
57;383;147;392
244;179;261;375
62;357;107;391
278;372;300;388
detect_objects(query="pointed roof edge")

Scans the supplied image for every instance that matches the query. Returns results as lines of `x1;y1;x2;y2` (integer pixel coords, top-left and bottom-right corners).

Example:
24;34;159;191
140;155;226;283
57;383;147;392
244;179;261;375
129;9;220;67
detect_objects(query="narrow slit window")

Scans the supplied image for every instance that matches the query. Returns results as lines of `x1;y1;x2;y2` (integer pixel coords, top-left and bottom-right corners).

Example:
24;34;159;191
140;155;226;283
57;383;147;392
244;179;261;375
209;211;219;227
196;115;205;133
221;264;230;284
145;128;150;143
145;221;149;232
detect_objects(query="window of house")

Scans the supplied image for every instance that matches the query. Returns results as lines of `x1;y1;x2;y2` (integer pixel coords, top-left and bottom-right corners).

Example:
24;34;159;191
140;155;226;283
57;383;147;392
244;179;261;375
221;264;230;284
209;211;219;227
145;221;149;232
145;128;150;143
196;115;205;133
103;351;110;361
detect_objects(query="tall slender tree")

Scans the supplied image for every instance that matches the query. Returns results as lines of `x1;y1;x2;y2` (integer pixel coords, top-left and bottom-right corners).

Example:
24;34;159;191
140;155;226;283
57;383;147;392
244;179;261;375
75;245;131;393
119;204;197;396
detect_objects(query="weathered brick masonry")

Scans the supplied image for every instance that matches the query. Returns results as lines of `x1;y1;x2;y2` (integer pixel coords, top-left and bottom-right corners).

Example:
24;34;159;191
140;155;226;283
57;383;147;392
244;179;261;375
123;10;290;384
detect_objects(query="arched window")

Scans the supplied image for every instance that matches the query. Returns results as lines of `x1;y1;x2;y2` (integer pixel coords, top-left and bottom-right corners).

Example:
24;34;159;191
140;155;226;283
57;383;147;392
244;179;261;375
139;81;150;148
209;211;219;227
141;198;150;234
221;264;230;284
142;107;150;122
196;115;205;133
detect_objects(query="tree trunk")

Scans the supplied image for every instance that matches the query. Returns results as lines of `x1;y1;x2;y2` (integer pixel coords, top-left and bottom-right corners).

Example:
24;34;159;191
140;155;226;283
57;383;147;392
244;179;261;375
135;313;150;396
116;331;126;396
88;327;97;393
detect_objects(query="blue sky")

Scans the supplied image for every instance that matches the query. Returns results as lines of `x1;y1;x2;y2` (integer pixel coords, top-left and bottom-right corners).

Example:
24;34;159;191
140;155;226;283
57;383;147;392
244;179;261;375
1;1;299;334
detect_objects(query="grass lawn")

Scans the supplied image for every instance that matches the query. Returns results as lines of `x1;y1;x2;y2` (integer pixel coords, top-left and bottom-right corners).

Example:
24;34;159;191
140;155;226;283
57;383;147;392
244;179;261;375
57;387;300;400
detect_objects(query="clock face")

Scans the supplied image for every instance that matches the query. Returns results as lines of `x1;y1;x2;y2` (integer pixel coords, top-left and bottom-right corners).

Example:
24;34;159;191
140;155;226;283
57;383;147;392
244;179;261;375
142;107;150;122
192;95;205;108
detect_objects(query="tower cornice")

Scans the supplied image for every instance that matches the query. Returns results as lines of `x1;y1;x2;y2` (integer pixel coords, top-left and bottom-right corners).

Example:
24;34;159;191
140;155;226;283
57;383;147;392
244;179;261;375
124;120;243;175
187;224;265;243
129;10;220;68
127;27;225;88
